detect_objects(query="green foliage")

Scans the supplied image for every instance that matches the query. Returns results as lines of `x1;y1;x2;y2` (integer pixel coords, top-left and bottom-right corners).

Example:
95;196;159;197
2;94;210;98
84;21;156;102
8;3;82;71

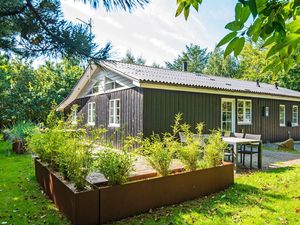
177;121;204;171
0;0;113;60
165;44;209;73
205;48;239;78
0;141;70;224
93;150;134;185
0;56;83;128
26;119;95;191
176;0;300;73
137;133;179;176
121;50;146;65
175;0;203;20
203;130;227;168
8;121;36;143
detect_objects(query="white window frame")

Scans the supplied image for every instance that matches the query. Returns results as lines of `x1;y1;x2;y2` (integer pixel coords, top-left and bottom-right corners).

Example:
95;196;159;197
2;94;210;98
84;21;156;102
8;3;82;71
237;99;252;125
279;104;286;127
221;98;236;132
108;99;120;127
292;105;299;127
88;102;96;126
72;109;77;125
104;77;122;91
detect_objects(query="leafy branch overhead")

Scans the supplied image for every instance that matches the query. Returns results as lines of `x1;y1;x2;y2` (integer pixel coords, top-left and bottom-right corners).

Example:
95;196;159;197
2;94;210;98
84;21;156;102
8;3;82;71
0;0;149;61
176;0;300;73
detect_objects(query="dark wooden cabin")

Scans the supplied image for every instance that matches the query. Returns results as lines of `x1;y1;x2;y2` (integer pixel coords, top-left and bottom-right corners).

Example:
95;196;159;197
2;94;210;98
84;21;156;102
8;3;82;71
57;60;300;144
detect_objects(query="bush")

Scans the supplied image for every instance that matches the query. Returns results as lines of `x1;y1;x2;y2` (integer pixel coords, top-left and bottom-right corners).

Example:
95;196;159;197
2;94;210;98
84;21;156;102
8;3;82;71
203;130;227;168
136;132;179;177
8;121;36;143
27;120;94;191
177;122;205;171
93;150;134;185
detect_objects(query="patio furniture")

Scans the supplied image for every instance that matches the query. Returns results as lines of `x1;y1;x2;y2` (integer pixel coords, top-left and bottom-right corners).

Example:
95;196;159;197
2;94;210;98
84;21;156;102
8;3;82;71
234;132;244;138
239;134;262;169
222;136;262;170
223;132;238;162
234;132;245;163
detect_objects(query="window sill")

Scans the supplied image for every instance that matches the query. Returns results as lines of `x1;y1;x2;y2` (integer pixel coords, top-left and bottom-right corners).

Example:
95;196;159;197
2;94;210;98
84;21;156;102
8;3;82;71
279;125;286;127
87;122;95;126
108;124;120;128
238;122;252;125
292;124;299;127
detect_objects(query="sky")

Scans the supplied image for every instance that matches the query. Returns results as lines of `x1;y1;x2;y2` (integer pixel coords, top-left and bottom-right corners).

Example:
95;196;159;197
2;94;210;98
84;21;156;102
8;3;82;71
61;0;236;66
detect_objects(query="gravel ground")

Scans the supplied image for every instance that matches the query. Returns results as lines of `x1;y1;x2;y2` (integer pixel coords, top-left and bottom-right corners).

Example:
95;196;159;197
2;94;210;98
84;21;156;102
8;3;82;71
235;144;300;170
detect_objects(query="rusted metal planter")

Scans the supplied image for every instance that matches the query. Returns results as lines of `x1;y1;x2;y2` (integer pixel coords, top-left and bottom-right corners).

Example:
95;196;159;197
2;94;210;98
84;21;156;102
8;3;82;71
98;162;234;224
34;159;99;225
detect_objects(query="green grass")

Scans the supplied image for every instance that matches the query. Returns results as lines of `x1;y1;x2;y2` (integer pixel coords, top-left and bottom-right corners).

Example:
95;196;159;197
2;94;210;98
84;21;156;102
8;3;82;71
0;141;69;225
0;141;299;225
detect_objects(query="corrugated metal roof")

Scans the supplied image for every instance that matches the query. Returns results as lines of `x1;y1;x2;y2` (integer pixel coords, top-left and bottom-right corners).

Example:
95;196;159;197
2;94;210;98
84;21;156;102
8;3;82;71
100;60;300;99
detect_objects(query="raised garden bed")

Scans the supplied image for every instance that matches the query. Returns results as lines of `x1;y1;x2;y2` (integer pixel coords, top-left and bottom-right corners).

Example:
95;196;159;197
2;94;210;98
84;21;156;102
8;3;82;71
34;159;99;225
97;162;233;224
35;159;233;225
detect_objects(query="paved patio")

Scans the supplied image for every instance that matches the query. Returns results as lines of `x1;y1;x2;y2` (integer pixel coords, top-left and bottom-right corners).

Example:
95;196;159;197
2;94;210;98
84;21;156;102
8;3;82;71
87;143;300;184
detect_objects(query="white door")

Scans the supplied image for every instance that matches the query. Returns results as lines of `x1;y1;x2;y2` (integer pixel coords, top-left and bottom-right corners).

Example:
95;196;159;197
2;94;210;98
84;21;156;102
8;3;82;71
221;98;236;132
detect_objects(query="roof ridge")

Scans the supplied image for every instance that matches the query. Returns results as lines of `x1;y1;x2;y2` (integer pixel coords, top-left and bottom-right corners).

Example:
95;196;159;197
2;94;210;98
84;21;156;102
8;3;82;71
99;59;279;87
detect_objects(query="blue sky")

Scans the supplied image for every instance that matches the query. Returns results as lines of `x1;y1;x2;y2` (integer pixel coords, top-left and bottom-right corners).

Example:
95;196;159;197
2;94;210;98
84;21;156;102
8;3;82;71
61;0;236;66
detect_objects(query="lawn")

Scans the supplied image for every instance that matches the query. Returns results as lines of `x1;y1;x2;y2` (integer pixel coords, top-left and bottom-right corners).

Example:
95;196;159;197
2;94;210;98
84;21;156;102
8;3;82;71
0;141;69;225
0;141;299;225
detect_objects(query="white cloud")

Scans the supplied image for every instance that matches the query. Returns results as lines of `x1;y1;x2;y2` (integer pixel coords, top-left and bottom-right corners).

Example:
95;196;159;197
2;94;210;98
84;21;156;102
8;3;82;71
60;0;234;65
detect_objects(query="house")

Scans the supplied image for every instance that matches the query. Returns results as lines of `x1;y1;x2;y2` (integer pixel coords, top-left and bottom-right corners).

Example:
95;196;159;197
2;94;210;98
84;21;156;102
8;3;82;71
57;60;300;144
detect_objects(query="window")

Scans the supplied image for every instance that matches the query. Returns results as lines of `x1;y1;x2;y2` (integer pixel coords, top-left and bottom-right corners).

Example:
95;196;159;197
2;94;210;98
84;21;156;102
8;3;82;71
221;98;235;132
109;99;120;127
292;105;298;127
237;99;252;124
72;110;77;124
87;81;101;95
88;102;96;125
105;77;122;91
279;105;285;127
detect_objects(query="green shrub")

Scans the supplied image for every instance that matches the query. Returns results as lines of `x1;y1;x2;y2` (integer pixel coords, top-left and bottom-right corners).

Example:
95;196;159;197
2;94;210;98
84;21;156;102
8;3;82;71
8;121;36;143
203;130;227;168
27;120;93;191
136;133;179;177
177;122;205;171
93;150;134;185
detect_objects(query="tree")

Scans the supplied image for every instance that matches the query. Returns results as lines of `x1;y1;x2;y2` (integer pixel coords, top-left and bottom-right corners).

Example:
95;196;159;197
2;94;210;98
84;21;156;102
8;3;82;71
152;62;163;68
0;0;148;60
237;42;300;92
121;50;146;65
0;56;83;127
165;44;209;73
175;0;300;73
205;48;239;77
237;43;273;82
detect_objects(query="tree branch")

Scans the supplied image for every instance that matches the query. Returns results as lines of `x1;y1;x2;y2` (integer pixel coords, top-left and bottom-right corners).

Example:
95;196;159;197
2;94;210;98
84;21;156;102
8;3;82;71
0;4;28;17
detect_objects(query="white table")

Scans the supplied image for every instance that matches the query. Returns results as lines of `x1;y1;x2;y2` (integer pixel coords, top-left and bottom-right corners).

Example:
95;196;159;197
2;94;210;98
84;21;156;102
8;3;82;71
222;137;262;169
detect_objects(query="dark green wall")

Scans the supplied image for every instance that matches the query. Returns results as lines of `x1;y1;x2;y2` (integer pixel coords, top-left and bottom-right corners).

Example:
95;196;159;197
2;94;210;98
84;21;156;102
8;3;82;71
142;88;300;143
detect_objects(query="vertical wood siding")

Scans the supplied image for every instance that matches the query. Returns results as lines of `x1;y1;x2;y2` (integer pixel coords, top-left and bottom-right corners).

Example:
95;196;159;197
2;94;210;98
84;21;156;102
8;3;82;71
143;89;300;143
143;89;222;136
65;87;143;147
66;87;300;144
